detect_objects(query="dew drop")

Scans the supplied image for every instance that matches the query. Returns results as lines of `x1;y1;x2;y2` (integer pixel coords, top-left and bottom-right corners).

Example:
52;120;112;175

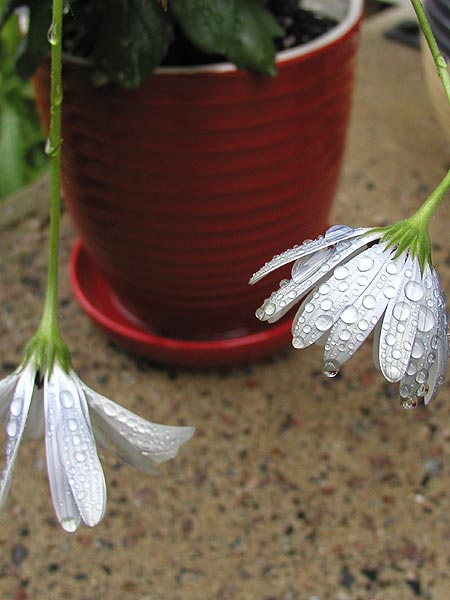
340;305;358;325
404;281;424;302
385;333;396;346
67;418;78;432
339;329;351;341
362;294;376;310
61;391;74;408
47;22;58;46
320;299;333;311
392;301;410;321
401;397;418;410
75;451;85;463
264;302;276;316
316;315;333;331
323;360;340;378
103;403;117;417
10;399;21;417
358;319;369;331
337;281;349;292
292;336;306;349
437;54;447;68
6;420;17;438
357;275;368;286
303;302;314;313
357;256;374;272
417;306;435;333
411;339;425;359
415;369;428;384
386;263;398;275
334;266;349;280
383;285;396;299
318;283;330;295
61;518;78;533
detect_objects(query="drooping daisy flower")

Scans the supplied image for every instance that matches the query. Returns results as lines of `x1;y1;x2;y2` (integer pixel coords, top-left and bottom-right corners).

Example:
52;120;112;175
250;224;449;408
0;358;194;532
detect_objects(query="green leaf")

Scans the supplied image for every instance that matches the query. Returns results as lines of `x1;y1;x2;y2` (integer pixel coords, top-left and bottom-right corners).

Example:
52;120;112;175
227;0;282;75
170;0;236;55
0;103;27;196
91;0;174;88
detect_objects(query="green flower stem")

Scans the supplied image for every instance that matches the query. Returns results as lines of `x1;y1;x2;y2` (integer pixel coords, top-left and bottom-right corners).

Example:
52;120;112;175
411;0;450;106
28;0;70;374
410;167;450;227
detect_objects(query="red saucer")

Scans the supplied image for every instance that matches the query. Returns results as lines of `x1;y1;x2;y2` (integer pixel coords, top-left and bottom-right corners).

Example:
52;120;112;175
69;241;293;368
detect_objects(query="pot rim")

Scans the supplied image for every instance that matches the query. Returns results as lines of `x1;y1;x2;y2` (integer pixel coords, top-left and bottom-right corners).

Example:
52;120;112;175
156;0;364;75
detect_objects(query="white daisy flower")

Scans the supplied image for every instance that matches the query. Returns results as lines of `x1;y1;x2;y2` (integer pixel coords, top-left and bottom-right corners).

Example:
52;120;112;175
0;360;194;532
250;225;449;408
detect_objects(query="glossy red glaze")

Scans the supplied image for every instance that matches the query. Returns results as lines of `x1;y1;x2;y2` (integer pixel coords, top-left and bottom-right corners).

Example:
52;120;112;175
70;241;293;367
34;2;363;363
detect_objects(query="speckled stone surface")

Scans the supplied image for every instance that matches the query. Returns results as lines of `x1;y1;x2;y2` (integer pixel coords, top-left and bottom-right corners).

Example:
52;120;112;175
1;9;450;600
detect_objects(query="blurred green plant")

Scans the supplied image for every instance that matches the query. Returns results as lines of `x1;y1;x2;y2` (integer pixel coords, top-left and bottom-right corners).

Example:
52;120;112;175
0;6;47;199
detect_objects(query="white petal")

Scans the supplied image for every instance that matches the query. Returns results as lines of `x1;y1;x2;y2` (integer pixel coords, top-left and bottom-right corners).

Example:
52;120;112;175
398;263;441;402
372;320;383;371
0;364;35;508
24;384;44;440
379;256;420;382
0;371;20;421
45;366;106;529
45;398;82;533
292;242;392;349
424;271;448;404
250;225;373;284
83;384;194;468
324;249;403;371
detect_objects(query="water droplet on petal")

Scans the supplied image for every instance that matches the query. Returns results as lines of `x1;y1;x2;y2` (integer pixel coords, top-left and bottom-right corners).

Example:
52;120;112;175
61;517;78;533
264;302;276;316
383;285;396;299
292;336;306;349
362;294;376;310
61;391;74;408
417;306;435;333
386;263;398;275
67;418;78;432
357;256;374;272
316;315;333;331
320;299;333;311
411;339;425;359
339;329;351;341
334;266;349;280
340;306;358;325
404;281;424;302
392;301;410;321
6;420;17;437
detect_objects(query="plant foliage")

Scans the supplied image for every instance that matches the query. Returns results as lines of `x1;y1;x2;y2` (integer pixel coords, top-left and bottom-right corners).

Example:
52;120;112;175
0;7;47;199
0;0;283;89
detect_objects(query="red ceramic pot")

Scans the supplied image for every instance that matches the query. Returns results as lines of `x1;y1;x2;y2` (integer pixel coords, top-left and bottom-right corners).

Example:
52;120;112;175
34;0;363;367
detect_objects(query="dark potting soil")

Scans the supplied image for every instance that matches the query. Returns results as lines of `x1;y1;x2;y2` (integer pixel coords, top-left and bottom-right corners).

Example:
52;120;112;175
162;1;338;67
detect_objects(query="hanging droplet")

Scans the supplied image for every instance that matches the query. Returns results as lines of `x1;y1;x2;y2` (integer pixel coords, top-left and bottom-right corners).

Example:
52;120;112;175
45;138;61;157
323;360;340;378
401;396;418;410
47;22;58;46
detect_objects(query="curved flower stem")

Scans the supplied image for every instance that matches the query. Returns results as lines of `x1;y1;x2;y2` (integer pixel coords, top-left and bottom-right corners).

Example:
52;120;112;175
409;168;450;228
411;0;450;105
